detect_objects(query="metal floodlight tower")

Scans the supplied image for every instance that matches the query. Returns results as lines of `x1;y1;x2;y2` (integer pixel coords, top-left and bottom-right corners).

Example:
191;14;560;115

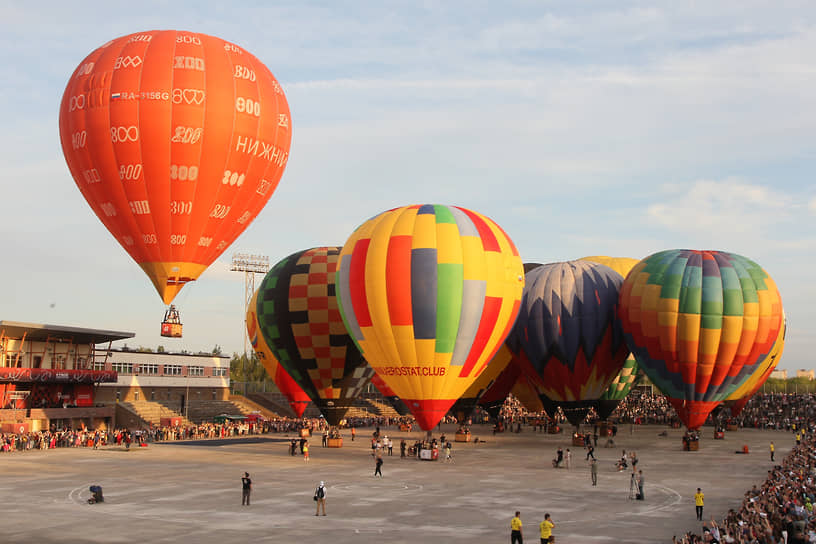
231;253;269;391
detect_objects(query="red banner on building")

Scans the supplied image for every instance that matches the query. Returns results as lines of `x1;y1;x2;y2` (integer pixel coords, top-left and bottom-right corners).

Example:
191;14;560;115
0;368;118;384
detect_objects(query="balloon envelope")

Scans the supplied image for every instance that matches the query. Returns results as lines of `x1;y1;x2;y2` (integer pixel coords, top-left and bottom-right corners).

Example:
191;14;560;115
618;250;783;429
369;374;411;416
726;315;786;417
597;354;639;420
449;343;514;423
256;247;374;425
580;256;640;281
59;30;291;303
508;260;630;426
336;204;524;430
246;291;310;418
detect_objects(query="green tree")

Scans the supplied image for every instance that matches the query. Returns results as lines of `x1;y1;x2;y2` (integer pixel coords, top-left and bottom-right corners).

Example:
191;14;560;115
157;345;165;353
230;352;270;383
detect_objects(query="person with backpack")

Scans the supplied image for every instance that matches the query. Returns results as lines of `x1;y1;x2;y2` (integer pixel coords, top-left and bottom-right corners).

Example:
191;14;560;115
314;481;327;515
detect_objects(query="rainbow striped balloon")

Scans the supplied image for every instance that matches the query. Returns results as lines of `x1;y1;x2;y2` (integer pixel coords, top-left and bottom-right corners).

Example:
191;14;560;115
336;204;524;430
725;315;786;417
619;249;783;429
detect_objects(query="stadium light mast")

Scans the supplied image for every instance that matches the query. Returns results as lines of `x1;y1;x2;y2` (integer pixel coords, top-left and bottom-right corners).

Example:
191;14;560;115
230;253;269;392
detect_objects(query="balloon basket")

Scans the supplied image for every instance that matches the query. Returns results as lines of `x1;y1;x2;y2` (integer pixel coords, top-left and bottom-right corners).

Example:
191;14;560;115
454;432;471;442
682;438;699;451
160;305;183;338
327;438;343;448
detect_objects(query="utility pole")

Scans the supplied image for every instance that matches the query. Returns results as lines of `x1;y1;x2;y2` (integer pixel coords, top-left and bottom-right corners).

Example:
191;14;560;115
230;253;269;395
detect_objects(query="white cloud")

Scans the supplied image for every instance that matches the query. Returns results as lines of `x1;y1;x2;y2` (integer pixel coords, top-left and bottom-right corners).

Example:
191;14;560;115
646;178;795;231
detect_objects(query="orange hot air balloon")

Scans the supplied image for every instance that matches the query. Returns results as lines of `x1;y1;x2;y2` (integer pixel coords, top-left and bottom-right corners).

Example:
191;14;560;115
247;290;310;418
59;30;292;304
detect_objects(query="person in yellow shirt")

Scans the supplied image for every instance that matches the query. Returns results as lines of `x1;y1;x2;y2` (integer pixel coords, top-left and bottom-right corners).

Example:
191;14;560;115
770;441;775;462
695;488;704;520
539;513;555;543
510;511;523;543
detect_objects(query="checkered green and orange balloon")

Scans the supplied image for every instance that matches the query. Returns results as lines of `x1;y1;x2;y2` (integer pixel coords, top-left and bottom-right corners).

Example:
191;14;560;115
618;249;783;429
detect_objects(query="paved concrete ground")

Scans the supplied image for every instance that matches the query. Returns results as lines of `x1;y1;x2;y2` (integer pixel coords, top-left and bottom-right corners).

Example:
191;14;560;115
0;424;792;543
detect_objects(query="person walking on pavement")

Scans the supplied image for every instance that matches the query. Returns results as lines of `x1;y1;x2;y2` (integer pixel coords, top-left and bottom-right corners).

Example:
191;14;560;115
314;481;327;515
241;472;252;506
770;441;775;462
539;513;555;543
303;441;310;462
510;511;523;544
591;458;598;486
695;488;704;520
374;455;383;477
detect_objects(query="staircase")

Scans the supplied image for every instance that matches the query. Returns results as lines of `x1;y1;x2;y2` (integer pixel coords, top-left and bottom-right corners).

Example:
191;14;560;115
366;397;401;419
247;392;298;418
118;401;192;427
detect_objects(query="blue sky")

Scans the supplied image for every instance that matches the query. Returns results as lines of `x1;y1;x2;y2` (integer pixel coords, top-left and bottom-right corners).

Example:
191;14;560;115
0;2;813;371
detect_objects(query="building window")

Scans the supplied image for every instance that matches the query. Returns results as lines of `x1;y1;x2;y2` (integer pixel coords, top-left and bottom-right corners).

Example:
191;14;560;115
141;363;159;375
164;364;182;376
111;362;134;374
134;390;140;401
212;390;217;400
151;389;156;401
212;367;228;377
93;361;106;371
188;366;204;377
116;390;121;402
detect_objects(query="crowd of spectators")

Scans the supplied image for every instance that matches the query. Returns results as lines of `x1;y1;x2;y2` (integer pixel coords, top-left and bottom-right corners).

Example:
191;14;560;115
732;394;816;431
675;423;816;543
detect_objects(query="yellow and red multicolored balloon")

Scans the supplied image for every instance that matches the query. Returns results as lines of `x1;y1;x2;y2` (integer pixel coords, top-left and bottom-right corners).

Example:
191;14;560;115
336;204;525;430
59;30;292;303
580;256;640;281
246;291;310;418
619;250;783;430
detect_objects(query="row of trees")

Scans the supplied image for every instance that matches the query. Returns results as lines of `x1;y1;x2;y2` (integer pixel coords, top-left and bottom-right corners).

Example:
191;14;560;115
762;377;816;394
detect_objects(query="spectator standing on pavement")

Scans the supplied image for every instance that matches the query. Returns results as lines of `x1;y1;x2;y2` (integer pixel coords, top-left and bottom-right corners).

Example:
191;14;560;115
695;488;704;520
770;441;775;461
591;458;598;486
540;513;555;543
510;511;523;544
314;481;326;515
241;472;252;506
